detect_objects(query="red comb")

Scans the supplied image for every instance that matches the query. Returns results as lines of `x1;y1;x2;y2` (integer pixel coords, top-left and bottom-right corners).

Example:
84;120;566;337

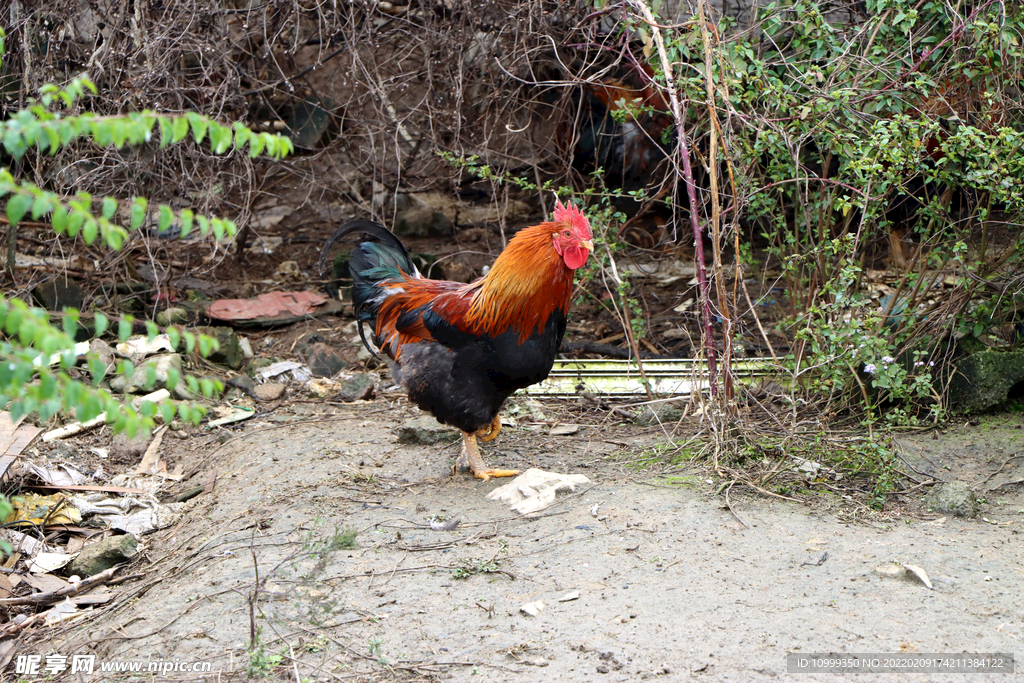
552;199;592;239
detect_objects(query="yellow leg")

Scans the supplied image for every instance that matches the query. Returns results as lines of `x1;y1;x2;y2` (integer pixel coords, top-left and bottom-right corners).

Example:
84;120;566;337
475;414;502;443
455;431;518;481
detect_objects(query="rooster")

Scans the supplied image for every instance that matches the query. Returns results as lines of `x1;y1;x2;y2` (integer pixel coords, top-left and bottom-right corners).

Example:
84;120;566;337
318;201;593;480
560;66;674;195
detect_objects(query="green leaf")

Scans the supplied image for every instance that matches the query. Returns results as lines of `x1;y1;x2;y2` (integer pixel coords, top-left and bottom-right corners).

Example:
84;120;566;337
188;113;208;144
145;364;156;389
248;134;265;157
145;320;159;340
199;378;214;397
101;196;117;220
129;197;147;230
91;120;112;147
62;309;79;338
165;367;179;392
94;311;108;337
157;204;173;233
213;125;232;154
212;218;225;240
172;116;189;144
88;357;106;384
159;117;174;148
45;127;60;155
183;331;196;354
118;316;133;342
196;215;210;236
82;218;98;244
67;210;85;237
103;224;126;251
31;195;51;220
159;402;175;424
167;326;180;350
6;194;31;227
179;209;193;238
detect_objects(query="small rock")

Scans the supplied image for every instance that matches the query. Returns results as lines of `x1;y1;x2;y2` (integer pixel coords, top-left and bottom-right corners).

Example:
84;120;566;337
194;326;244;369
637;404;684;425
33;278;86;311
88;338;115;372
305;342;347;378
272;260;301;283
255;383;286;401
238;337;254;358
597;665;610;674
68;534;138;577
558;591;580;602
228;373;256;395
337;373;375;401
305;377;339;398
155;307;189;326
922;481;979;518
108;353;182;394
392;206;453;238
396;416;459;445
550;424;579;436
520;600;545;617
110;431;147;460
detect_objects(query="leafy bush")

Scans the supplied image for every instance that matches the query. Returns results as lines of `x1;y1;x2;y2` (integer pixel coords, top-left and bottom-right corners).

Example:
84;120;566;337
0;31;292;436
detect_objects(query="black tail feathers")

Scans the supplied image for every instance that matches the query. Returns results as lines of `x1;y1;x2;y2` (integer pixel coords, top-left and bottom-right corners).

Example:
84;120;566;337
317;219;415;278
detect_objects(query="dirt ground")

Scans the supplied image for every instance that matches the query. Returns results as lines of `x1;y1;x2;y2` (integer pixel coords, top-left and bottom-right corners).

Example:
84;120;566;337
28;396;1023;683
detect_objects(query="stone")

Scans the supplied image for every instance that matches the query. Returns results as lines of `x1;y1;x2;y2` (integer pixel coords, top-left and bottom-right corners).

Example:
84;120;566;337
392;206;453;238
637;404;683;425
88;339;115;372
337;373;375;401
155;307;189;326
110;431;147;460
305;378;339;398
922;481;979;518
108;353;182;394
396;416;459;445
68;534;138;577
194;326;244;369
305;341;347;377
33;278;86;311
948;349;1024;412
255;383;286;401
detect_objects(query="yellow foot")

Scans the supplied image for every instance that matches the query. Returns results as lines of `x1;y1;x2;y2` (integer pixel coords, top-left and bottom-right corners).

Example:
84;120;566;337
471;467;520;482
475;414;502;443
457;431;518;482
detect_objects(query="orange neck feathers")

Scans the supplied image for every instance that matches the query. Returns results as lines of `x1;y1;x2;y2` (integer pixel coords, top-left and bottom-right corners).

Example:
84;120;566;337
464;222;576;342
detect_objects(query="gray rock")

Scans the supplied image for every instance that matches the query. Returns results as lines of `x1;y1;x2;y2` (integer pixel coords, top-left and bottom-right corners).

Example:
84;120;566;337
922;481;979;518
88;338;115;371
396;416;459;445
155;307;189;326
68;534;138;577
305;341;346;378
255;383;286;401
948;349;1024;412
110;431;147;460
337;374;375;401
637;404;683;425
109;353;182;394
194;326;243;369
392;206;453;238
33;278;86;311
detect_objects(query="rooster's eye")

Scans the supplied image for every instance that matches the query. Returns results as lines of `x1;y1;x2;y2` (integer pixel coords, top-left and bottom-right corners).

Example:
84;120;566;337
563;230;571;237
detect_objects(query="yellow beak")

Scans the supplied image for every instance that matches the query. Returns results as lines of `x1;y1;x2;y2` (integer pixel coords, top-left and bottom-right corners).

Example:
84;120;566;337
581;239;594;252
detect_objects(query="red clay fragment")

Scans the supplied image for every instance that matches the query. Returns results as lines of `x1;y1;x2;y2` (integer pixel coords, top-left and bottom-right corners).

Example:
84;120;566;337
207;291;329;321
